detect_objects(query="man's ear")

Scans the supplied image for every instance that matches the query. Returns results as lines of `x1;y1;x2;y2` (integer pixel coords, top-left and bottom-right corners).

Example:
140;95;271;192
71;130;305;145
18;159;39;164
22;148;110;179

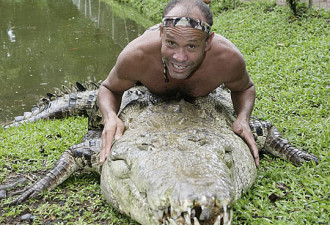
205;32;214;51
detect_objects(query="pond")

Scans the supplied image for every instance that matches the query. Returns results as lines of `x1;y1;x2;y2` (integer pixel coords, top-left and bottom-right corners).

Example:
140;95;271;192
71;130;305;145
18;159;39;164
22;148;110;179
0;0;150;124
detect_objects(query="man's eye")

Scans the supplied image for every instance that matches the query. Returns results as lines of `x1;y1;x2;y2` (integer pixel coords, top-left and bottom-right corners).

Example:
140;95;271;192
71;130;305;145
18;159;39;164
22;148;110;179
188;45;196;49
168;41;175;45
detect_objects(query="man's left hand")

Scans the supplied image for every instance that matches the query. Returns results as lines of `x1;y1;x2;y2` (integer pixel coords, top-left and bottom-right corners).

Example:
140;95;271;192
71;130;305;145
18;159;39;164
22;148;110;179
232;118;259;168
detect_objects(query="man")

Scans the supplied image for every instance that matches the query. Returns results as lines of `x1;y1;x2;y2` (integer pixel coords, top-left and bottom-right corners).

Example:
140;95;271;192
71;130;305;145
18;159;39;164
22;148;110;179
98;0;259;167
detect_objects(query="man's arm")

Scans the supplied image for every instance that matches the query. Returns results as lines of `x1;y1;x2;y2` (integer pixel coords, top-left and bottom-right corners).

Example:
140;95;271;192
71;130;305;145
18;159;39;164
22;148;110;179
98;52;137;164
224;58;259;167
231;84;259;167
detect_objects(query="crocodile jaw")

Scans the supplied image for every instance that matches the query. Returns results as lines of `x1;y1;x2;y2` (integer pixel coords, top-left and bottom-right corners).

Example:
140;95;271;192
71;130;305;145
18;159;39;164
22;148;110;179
101;134;236;225
100;95;251;225
101;154;235;225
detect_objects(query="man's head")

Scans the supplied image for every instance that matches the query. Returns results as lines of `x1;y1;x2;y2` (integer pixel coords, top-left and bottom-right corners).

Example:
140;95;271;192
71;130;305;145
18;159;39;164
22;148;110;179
160;0;214;81
162;0;213;28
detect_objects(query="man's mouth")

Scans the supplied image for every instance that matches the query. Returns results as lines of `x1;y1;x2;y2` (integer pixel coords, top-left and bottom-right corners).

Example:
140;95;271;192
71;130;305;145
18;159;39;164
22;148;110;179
172;63;188;71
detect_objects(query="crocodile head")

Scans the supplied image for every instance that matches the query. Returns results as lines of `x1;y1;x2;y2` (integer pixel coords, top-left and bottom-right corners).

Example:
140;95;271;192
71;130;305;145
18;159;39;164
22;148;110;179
100;94;255;224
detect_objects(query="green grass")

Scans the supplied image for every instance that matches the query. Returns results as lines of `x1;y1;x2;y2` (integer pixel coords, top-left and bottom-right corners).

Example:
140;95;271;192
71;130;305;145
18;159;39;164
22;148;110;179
1;0;329;224
0;117;138;224
211;2;329;224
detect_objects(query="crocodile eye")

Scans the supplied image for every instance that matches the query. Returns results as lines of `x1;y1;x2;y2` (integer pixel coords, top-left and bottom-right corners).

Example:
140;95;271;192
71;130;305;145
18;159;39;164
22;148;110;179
256;126;263;136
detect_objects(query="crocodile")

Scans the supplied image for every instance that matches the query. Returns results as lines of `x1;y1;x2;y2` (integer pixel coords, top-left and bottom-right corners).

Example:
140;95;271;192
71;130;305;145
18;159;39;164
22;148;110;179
2;83;318;225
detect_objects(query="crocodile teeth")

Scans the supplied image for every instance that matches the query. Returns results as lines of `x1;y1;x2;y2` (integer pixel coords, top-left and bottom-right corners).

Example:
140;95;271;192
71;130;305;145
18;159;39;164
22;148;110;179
213;215;221;225
223;205;229;225
228;209;233;225
200;206;211;220
184;212;191;225
170;206;181;219
154;210;164;221
169;218;178;225
153;211;159;221
158;210;164;219
223;205;227;220
191;209;196;218
187;207;191;217
223;206;233;225
165;207;169;215
193;217;200;225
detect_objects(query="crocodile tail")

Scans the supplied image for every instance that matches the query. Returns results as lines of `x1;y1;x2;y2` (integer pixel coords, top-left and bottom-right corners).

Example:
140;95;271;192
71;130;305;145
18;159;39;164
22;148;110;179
52;81;99;97
4;82;100;129
250;120;319;165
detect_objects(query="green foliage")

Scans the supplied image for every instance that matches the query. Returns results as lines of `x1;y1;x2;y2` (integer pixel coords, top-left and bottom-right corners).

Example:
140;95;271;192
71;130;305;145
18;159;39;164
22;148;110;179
0;117;139;224
210;0;242;13
1;0;329;224
286;0;308;16
100;0;154;27
0;117;88;179
209;1;329;224
111;0;168;22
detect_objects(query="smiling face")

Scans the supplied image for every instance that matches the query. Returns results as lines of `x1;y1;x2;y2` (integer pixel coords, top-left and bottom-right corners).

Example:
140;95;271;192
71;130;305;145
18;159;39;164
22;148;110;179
160;5;213;81
161;26;209;80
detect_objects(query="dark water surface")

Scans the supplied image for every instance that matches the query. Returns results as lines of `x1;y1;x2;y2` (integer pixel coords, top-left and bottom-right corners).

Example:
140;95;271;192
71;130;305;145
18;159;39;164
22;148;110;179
0;0;147;123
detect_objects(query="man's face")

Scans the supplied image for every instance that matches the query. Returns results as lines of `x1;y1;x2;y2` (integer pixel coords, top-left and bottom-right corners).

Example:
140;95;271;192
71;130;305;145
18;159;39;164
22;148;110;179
161;26;210;80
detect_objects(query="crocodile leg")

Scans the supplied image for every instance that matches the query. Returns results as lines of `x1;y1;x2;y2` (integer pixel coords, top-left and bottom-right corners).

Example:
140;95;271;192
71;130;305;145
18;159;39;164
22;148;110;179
4;137;102;206
250;120;319;165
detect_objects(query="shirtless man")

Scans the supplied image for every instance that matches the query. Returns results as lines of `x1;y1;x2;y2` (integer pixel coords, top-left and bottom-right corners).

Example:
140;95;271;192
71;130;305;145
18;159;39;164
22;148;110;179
98;0;259;167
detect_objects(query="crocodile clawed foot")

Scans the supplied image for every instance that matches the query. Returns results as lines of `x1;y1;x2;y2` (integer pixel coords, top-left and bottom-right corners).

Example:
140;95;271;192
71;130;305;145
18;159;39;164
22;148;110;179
0;177;28;203
291;150;319;165
301;152;319;164
6;187;40;206
0;175;46;206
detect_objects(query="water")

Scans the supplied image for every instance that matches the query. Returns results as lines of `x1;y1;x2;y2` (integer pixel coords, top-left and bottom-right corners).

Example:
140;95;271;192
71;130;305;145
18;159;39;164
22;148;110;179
0;0;149;124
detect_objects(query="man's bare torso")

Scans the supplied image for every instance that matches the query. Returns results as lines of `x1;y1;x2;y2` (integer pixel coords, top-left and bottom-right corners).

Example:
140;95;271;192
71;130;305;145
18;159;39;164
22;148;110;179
118;27;245;97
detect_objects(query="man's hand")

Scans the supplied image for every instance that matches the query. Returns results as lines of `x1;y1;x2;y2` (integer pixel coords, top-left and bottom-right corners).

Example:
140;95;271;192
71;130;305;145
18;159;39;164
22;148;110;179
232;118;259;168
99;115;125;164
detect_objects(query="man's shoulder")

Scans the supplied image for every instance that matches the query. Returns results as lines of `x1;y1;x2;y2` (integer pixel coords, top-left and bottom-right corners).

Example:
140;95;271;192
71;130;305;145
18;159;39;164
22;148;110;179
120;28;161;60
210;34;245;69
205;34;247;84
212;34;243;57
115;29;161;80
146;23;161;32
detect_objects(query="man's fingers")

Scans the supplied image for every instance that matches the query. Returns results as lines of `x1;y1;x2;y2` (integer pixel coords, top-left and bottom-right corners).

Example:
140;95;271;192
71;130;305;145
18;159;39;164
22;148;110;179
114;119;125;140
99;143;108;165
245;135;259;168
251;145;259;168
100;118;125;164
233;120;260;168
100;140;112;164
232;122;243;136
100;130;114;164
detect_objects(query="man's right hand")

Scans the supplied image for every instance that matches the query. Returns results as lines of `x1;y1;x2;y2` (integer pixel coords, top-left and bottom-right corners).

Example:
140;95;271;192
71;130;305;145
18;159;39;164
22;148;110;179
99;115;125;164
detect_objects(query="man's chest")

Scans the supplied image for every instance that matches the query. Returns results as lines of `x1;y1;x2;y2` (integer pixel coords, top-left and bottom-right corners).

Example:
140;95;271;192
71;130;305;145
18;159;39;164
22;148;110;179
142;73;221;97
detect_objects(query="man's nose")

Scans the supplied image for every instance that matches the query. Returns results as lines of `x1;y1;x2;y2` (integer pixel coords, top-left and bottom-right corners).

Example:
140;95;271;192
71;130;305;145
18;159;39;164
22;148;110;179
173;48;187;62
